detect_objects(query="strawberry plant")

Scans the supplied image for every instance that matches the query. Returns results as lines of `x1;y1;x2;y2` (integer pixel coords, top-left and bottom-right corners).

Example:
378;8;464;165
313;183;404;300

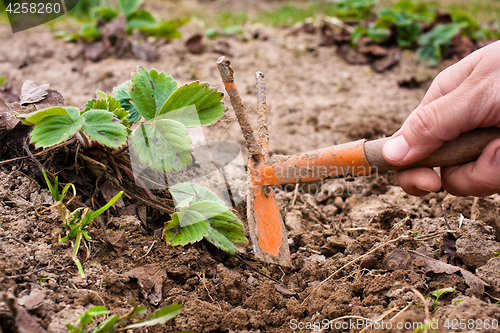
417;23;463;66
57;0;189;42
20;66;247;258
66;298;192;332
358;0;436;47
42;170;123;278
18;93;129;149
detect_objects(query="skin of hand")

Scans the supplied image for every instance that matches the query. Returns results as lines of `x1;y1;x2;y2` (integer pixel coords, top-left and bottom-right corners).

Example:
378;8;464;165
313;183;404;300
383;40;500;197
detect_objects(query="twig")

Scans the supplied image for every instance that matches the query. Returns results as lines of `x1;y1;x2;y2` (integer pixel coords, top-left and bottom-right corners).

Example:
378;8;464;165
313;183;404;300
290;183;299;208
138;240;156;260
359;308;398;333
23;136;47;175
216;56;261;158
409;286;430;333
0;236;28;247
0;137;76;167
196;271;222;311
390;302;412;322
440;204;452;230
471;197;480;221
301;235;405;305
256;71;269;160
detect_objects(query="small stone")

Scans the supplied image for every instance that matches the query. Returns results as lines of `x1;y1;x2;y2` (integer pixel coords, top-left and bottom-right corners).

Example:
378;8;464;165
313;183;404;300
285;211;302;230
333;196;344;209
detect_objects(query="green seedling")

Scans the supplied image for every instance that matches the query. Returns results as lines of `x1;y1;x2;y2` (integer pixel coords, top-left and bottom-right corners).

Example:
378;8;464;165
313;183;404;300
430;287;455;312
490;251;500;260
42;170;123;278
39;277;51;288
165;183;248;254
66;298;192;333
453;299;463;304
56;0;189;42
375;0;436;47
417;23;463;67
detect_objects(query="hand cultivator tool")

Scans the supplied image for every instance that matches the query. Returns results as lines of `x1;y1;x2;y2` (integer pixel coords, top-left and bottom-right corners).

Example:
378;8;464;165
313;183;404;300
217;57;500;267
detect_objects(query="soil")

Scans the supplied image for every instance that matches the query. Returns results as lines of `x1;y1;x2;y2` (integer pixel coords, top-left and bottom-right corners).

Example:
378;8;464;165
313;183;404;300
1;1;500;332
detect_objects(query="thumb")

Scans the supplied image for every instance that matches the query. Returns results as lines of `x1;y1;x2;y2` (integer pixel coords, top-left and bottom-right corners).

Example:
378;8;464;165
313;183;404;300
383;82;480;166
441;139;500;196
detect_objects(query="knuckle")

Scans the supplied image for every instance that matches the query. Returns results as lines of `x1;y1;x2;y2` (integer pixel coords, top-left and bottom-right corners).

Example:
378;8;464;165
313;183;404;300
410;105;440;141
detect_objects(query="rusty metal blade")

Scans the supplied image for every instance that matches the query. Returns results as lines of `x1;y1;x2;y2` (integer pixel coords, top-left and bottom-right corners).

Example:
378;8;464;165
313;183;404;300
247;159;291;267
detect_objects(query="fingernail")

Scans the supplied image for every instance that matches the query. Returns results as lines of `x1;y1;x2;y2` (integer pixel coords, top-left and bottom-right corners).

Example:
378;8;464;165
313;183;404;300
495;147;500;167
384;135;409;162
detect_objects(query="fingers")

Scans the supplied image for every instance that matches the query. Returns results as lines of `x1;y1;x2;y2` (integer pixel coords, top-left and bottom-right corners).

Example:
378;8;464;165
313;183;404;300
383;45;500;166
395;167;442;196
441;139;500;196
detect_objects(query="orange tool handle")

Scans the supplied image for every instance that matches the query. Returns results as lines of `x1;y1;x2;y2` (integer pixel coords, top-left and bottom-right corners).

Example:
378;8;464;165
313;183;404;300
259;127;500;186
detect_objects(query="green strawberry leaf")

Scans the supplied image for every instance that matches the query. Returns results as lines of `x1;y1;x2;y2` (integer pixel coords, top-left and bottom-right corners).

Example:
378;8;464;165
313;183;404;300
138;18;189;39
159;81;227;127
18;106;79;125
170;182;225;207
113;81;141;123
126;9;157;31
81;110;128;149
164;206;209;245
93;6;119;21
84;91;130;127
118;0;143;18
131;120;193;173
164;192;248;254
128;67;177;121
30;110;84;148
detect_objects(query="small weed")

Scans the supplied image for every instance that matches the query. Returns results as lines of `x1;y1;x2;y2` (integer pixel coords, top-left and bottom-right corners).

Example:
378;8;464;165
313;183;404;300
490;251;500;260
430;287;455;312
39;277;50;288
453;299;463;304
41;169;122;278
66;298;192;333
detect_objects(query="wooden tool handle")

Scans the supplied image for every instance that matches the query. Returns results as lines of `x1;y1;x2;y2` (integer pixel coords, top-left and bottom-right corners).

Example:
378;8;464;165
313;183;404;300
365;127;500;172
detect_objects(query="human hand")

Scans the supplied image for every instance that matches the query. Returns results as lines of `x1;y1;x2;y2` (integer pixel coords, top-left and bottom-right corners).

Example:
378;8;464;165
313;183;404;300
383;40;500;197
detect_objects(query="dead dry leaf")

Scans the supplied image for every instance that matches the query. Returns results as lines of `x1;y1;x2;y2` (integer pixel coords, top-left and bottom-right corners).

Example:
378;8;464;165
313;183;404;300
0;98;24;129
409;250;487;295
108;229;129;252
185;34;204;54
20;80;49;105
125;264;167;305
441;232;458;261
131;40;157;62
34;89;65;110
23;290;46;310
3;292;48;333
100;180;125;208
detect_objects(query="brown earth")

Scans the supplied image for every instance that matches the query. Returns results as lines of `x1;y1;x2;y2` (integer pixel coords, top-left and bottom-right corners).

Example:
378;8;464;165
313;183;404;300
1;1;500;332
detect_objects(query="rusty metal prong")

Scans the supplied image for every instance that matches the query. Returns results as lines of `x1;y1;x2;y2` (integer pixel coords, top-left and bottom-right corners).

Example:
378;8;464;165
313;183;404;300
256;71;269;160
216;56;262;158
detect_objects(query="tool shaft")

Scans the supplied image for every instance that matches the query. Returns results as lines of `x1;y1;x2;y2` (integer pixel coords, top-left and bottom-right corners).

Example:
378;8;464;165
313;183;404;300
258;127;500;186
